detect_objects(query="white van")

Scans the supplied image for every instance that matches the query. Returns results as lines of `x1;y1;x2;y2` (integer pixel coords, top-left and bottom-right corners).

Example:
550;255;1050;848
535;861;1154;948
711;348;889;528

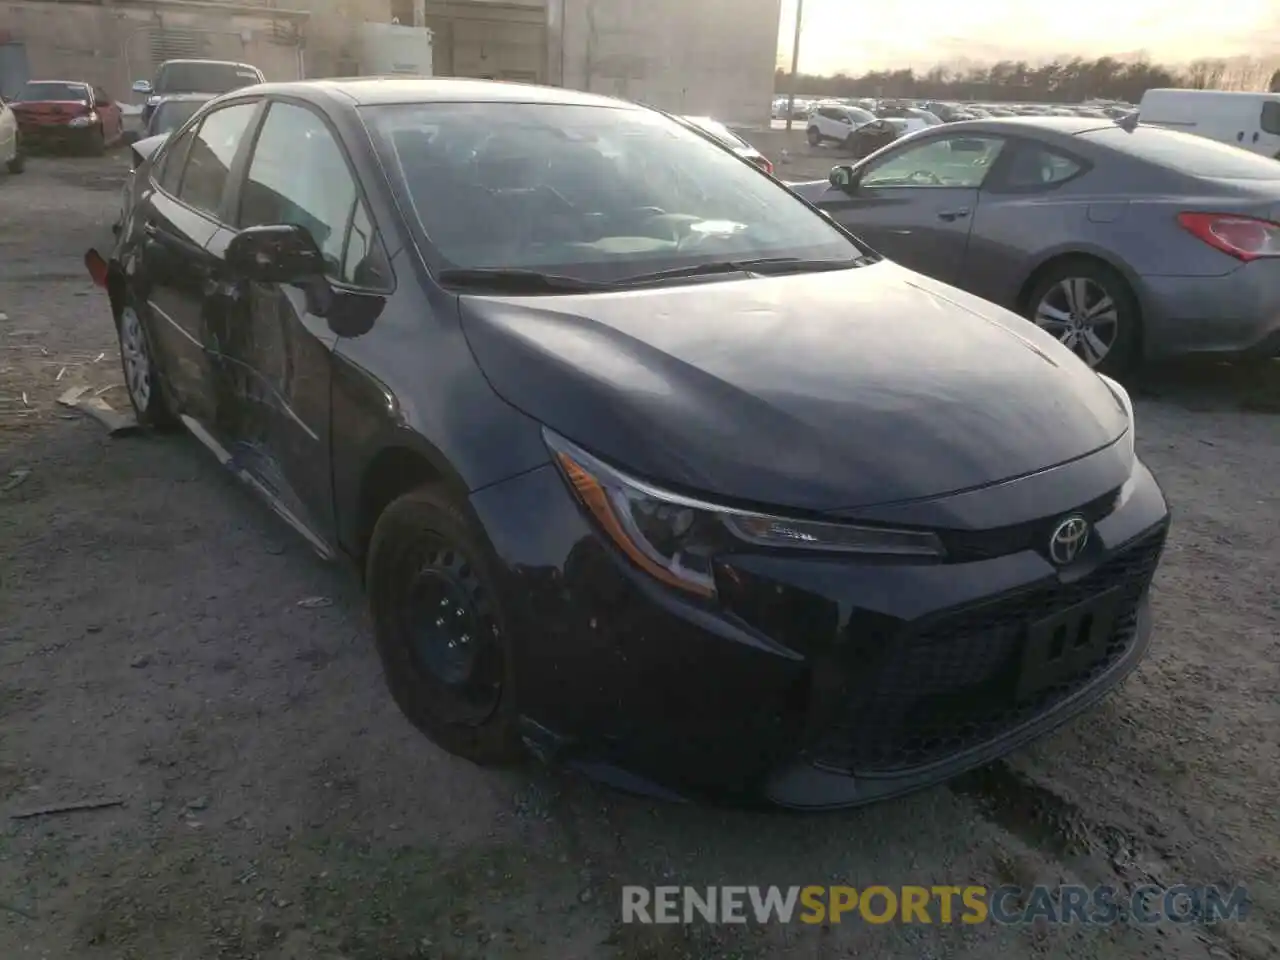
1138;89;1280;159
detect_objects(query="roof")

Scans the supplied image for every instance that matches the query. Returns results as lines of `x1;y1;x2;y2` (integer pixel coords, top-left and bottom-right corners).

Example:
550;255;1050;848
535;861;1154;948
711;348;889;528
158;59;260;71
151;93;216;104
939;116;1117;137
25;79;89;87
238;77;637;109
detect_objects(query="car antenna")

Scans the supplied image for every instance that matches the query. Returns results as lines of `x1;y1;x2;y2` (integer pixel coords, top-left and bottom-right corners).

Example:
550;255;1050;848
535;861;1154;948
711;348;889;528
1116;110;1139;133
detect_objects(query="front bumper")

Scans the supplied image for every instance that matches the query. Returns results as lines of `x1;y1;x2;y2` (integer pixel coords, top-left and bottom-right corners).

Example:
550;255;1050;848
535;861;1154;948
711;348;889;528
1139;260;1280;360
469;453;1170;808
17;124;97;151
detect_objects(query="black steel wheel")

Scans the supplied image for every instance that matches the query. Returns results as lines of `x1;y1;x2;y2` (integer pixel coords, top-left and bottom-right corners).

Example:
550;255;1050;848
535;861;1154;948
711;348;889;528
366;485;523;765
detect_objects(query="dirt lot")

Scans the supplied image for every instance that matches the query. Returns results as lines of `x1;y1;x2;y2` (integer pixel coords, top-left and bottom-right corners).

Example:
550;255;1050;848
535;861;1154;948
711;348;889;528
1;152;1278;960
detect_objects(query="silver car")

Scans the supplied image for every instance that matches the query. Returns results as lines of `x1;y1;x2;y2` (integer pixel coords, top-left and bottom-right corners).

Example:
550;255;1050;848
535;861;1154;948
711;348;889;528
791;117;1280;373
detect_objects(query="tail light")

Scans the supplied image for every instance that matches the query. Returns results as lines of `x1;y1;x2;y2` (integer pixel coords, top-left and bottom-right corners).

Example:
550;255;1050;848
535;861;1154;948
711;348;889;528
1177;212;1280;262
753;155;774;175
84;249;109;287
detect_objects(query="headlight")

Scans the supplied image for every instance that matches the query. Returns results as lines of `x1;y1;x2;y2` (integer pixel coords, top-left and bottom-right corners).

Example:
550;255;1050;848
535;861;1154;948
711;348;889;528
68;112;98;127
545;430;945;599
1097;373;1136;468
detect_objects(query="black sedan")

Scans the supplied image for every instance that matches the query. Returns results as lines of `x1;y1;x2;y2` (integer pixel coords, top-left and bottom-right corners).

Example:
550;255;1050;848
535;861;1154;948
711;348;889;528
87;79;1169;809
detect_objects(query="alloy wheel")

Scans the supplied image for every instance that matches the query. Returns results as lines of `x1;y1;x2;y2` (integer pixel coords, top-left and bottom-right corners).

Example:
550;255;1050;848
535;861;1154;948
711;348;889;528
1033;277;1119;368
119;305;152;410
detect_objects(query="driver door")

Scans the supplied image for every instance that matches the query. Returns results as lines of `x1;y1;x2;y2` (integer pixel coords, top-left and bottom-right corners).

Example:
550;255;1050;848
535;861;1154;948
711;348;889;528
815;134;1006;285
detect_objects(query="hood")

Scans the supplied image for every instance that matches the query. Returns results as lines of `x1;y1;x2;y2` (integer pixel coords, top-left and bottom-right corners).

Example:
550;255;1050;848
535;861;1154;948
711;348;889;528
10;100;89;124
458;262;1128;514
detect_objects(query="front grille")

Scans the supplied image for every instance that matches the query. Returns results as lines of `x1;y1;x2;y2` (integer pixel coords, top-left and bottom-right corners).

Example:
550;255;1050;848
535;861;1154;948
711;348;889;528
809;523;1167;775
935;486;1121;563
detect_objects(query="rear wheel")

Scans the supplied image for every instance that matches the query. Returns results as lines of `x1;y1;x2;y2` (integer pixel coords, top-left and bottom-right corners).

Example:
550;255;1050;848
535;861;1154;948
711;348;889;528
807;126;822;147
1025;259;1140;375
116;299;177;427
366;486;523;766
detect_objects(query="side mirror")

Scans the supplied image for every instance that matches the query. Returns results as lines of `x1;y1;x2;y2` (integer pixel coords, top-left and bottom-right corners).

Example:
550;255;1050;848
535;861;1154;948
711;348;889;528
228;224;335;316
227;224;325;283
829;165;857;191
132;80;153;95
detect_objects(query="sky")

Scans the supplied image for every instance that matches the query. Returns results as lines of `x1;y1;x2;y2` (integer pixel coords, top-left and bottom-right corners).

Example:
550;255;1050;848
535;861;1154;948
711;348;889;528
776;0;1280;75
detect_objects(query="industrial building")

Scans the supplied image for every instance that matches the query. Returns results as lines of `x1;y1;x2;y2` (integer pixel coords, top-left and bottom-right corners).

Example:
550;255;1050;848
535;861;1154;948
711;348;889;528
0;0;781;124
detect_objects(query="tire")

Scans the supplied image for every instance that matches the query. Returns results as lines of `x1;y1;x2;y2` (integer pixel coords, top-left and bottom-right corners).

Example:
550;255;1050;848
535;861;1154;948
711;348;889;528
115;297;178;428
366;485;524;766
1025;259;1140;376
86;126;105;157
807;126;822;147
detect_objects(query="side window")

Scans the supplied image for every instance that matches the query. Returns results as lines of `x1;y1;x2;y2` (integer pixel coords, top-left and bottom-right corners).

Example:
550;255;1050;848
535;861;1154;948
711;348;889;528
1261;102;1280;136
93;87;111;106
156;126;197;195
861;136;1006;189
176;101;258;218
1002;144;1085;189
238;102;358;279
341;200;391;288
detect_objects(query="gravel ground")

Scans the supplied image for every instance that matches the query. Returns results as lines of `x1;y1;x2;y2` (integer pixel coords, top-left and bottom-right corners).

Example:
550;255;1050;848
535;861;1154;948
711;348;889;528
1;152;1277;960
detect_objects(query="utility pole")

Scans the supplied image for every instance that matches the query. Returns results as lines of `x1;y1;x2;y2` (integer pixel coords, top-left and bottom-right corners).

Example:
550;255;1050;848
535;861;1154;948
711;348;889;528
785;0;804;132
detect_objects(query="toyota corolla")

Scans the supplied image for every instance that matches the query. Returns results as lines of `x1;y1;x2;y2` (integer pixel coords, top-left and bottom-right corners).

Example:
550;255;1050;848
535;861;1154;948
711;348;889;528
88;79;1170;809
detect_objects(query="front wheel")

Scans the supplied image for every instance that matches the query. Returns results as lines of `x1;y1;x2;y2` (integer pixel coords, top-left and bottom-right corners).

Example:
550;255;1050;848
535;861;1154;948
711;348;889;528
366;486;524;766
1026;260;1140;375
807;126;822;147
116;300;177;427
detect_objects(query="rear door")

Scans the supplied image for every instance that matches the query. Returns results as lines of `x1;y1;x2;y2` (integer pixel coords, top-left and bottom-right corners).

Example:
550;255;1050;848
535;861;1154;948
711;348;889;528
137;99;261;423
816;133;1007;284
208;98;394;543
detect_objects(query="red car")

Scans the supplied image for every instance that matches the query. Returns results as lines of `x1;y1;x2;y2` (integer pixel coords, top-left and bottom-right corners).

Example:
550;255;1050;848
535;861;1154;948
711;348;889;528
9;80;124;155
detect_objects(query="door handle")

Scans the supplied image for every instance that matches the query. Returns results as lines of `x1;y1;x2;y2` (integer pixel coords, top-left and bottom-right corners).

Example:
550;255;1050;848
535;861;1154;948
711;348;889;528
937;207;971;222
1237;131;1245;142
143;221;158;237
1253;132;1260;143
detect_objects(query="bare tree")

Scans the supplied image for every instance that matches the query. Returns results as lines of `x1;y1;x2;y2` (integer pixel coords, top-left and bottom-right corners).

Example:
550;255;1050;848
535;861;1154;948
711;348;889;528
1185;58;1229;90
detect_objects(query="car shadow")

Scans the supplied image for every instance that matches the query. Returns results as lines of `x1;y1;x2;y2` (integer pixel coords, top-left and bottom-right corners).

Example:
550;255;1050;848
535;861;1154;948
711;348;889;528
1129;358;1280;414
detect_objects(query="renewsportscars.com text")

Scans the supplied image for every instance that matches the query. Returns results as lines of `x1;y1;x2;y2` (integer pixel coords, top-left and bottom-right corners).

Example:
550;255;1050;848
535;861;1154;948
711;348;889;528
621;884;1250;926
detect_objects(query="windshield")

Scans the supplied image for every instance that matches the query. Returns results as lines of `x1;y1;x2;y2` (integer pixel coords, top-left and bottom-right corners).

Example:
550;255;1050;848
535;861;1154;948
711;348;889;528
155;62;260;95
1083;125;1280;180
16;82;88;103
366;102;861;281
844;106;876;125
149;100;205;136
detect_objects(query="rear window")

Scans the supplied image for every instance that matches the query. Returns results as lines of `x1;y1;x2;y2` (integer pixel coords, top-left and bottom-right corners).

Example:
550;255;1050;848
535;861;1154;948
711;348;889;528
156;62;262;95
1083;125;1280;179
16;82;88;103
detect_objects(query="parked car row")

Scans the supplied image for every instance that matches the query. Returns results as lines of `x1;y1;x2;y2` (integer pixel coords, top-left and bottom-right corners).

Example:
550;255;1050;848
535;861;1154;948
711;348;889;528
0;60;264;158
86;78;1175;812
775;95;1136;125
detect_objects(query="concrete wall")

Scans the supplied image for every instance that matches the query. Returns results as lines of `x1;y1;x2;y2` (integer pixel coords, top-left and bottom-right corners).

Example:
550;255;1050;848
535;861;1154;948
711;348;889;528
423;0;544;82
557;0;781;125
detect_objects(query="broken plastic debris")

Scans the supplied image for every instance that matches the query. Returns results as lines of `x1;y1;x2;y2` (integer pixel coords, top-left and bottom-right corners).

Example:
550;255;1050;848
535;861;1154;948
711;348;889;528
1;469;30;493
296;597;333;609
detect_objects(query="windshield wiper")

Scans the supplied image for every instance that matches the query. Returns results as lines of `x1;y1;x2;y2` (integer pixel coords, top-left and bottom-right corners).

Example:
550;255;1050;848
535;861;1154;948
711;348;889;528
437;268;614;293
615;257;865;286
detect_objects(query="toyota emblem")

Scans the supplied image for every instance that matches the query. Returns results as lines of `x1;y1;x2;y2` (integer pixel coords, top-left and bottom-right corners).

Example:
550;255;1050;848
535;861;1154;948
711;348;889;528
1048;516;1090;566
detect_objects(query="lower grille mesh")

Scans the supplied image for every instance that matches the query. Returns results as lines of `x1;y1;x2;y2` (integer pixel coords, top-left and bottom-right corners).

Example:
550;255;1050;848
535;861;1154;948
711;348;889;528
809;524;1167;774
